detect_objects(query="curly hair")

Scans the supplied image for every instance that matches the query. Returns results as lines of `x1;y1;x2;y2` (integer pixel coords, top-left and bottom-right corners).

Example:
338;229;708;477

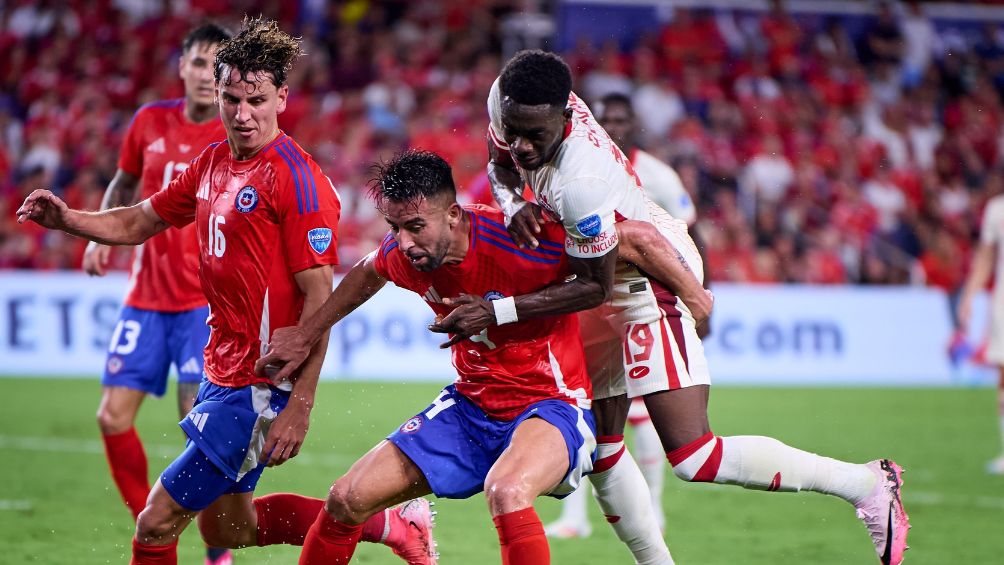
368;150;456;211
214;16;302;87
499;50;572;107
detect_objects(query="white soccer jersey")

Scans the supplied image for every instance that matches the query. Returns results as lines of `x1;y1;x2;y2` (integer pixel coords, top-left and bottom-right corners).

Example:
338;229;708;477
980;195;1004;363
981;195;1004;304
488;78;703;331
631;148;696;226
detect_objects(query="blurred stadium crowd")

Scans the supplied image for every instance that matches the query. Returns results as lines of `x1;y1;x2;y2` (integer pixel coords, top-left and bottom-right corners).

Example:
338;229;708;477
3;0;1004;292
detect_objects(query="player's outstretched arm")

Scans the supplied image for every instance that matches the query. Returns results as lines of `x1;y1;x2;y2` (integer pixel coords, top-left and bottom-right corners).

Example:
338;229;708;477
958;242;996;329
487;135;547;249
17;189;169;246
261;264;333;467
255;251;388;381
430;251;615;348
83;169;140;276
616;220;713;328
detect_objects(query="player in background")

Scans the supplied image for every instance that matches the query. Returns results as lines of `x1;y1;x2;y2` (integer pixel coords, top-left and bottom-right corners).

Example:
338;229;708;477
82;23;234;565
958;193;1004;474
545;91;704;539
17;18;432;565
470;50;909;565
256;150;596;565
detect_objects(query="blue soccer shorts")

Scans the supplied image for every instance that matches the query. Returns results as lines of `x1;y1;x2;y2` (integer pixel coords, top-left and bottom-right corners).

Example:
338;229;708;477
388;384;597;500
160;380;289;511
101;305;210;396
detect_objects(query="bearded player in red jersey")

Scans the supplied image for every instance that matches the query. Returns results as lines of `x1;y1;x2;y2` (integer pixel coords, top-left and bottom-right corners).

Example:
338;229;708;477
82;23;234;565
254;150;597;565
17;18;432;565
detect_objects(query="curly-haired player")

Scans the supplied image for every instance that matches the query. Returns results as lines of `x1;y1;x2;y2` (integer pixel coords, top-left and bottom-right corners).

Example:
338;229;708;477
17;17;434;565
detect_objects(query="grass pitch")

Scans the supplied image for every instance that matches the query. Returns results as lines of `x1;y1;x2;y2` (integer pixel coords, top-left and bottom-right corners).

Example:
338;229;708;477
1;378;1000;564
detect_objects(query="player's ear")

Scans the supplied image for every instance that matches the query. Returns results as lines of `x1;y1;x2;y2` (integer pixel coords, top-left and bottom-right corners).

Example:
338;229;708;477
275;84;289;114
447;201;463;227
562;106;573;123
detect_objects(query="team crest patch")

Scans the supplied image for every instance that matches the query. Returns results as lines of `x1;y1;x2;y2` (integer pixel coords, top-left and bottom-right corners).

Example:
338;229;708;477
307;227;333;254
107;356;123;374
235;185;259;213
483;290;505;301
400;416;423;434
576;214;602;237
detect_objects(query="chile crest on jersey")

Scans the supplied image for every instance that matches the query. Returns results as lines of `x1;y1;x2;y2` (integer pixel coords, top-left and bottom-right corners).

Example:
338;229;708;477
483;290;505;301
235;185;259;213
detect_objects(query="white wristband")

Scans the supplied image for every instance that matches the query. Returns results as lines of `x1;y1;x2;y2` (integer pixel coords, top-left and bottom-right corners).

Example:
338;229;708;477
493;296;519;325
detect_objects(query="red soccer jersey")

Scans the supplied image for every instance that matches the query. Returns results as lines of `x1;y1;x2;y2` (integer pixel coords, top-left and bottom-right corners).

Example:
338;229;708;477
150;133;340;388
374;205;591;420
118;98;225;311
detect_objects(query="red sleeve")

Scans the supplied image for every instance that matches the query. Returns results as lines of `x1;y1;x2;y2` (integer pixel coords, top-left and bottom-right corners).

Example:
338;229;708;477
117;107;148;176
372;232;397;279
275;157;341;273
149;146;207;228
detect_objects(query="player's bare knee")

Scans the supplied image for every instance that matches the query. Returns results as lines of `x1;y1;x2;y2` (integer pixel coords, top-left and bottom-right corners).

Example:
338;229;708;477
484;476;534;514
96;406;132;435
323;480;370;524
135;506;182;544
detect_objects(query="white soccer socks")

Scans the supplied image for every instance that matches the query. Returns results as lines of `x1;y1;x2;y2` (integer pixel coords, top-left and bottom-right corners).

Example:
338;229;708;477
630;419;667;532
590;435;674;565
666;432;876;505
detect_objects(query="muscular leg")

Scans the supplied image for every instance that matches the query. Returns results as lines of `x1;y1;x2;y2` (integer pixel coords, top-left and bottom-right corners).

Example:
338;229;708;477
646;385;876;503
484;417;567;565
98;386;151;519
299;440;431;564
174;381;232;564
131;479;198;564
176;381;200;421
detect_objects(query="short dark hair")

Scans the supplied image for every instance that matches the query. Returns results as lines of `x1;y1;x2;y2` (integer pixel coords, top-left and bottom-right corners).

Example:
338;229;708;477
182;22;232;53
214;16;302;87
599;92;633;116
499;50;572;107
368;150;456;211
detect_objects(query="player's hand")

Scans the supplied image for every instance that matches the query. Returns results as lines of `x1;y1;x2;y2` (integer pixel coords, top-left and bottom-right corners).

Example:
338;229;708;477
16;189;70;229
255;326;312;384
686;289;714;335
506;202;546;249
260;399;310;467
428;293;496;349
83;242;112;277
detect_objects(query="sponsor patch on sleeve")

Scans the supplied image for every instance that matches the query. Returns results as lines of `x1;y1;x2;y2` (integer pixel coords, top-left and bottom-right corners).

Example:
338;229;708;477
307;227;333;254
575;214;603;238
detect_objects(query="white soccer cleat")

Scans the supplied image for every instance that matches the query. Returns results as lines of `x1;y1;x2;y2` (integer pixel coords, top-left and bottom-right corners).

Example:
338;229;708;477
986;454;1004;475
544;519;592;539
855;459;910;565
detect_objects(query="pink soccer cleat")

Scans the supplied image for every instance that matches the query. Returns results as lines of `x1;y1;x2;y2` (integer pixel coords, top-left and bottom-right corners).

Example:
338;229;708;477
855;460;910;565
384;498;439;565
205;548;233;565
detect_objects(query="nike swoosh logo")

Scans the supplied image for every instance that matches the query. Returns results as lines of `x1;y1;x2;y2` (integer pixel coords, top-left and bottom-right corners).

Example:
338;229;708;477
881;501;893;565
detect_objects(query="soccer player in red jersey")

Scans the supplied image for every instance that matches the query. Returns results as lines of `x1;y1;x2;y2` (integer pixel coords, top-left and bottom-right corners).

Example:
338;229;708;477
256;151;597;565
17;18;431;565
82;23;234;565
